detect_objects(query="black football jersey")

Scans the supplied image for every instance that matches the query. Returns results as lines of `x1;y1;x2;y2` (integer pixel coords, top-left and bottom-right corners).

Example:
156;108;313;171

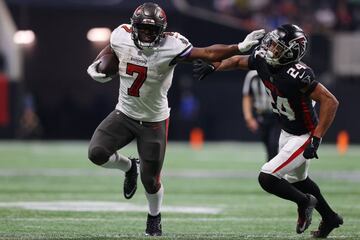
248;52;319;135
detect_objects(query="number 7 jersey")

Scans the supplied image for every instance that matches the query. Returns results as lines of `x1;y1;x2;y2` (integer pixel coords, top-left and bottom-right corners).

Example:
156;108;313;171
110;24;193;122
248;52;319;135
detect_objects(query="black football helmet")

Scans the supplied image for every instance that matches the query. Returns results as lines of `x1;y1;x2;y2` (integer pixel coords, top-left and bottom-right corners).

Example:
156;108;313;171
131;2;167;49
261;24;308;66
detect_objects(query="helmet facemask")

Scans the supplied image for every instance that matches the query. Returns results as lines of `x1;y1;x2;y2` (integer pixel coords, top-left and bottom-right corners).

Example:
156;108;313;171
261;29;307;66
132;23;164;49
130;3;167;50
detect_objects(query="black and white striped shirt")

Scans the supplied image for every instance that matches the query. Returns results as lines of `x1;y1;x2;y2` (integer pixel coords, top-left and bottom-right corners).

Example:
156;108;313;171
242;70;273;114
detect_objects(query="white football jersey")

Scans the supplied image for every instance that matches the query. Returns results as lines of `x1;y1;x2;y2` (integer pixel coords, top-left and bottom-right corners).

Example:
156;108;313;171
110;24;193;122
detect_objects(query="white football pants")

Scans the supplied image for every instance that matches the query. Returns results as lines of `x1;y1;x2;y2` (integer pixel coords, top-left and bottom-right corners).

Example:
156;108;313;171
261;130;312;183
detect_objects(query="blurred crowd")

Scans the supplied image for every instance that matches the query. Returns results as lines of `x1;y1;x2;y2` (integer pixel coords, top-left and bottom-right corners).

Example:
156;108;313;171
210;0;359;33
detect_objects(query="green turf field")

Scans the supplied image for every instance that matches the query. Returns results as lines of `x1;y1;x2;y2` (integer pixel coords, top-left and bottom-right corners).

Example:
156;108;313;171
0;141;359;239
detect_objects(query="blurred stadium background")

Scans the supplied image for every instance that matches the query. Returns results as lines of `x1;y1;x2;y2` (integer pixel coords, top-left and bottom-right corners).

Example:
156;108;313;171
0;0;359;239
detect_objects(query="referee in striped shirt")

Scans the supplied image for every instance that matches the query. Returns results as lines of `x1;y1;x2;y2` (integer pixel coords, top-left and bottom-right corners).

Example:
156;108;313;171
242;70;280;161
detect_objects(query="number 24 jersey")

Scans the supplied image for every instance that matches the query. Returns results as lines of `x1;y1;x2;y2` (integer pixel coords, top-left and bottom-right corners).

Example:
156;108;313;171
248;52;319;135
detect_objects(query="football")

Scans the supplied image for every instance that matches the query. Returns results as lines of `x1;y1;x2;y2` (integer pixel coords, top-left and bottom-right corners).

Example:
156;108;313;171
97;53;119;76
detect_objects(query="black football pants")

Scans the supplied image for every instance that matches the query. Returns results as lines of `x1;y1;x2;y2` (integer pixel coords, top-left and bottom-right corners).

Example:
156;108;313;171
88;110;168;194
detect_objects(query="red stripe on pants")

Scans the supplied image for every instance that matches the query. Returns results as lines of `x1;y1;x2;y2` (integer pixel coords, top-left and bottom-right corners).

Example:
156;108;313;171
272;135;312;174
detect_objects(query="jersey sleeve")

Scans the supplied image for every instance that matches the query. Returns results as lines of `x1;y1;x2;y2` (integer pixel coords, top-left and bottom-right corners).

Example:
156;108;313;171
167;32;193;66
297;67;318;95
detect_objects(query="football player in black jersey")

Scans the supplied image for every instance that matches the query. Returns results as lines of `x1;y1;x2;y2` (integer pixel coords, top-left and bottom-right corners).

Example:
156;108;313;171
193;24;343;238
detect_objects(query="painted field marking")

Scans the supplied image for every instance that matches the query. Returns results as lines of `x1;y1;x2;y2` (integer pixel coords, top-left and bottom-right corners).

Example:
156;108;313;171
0;169;359;181
0;201;221;214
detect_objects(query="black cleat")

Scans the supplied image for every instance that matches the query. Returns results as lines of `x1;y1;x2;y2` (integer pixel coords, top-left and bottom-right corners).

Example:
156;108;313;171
311;214;343;238
123;157;139;199
296;194;318;234
145;213;162;236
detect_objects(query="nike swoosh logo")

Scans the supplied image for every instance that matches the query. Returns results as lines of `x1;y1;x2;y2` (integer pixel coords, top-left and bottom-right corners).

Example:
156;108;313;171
124;186;137;199
299;71;306;78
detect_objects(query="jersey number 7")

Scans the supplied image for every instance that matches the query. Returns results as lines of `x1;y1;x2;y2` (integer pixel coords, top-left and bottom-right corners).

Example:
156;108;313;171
126;63;148;97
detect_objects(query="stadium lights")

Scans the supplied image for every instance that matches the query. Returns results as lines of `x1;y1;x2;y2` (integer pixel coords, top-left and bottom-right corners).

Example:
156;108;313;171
87;28;111;42
13;30;36;45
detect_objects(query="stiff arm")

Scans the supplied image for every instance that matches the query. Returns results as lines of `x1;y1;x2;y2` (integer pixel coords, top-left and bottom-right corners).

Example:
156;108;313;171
179;29;265;63
213;55;251;71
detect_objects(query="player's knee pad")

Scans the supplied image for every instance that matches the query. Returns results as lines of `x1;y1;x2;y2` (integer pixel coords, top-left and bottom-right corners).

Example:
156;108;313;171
141;174;161;194
88;146;110;165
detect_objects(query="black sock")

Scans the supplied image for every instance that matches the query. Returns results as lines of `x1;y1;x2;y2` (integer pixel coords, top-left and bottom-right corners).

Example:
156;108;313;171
258;172;308;206
292;177;336;219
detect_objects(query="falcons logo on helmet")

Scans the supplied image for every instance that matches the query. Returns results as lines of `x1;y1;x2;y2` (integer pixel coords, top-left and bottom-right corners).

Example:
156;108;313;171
292;36;307;56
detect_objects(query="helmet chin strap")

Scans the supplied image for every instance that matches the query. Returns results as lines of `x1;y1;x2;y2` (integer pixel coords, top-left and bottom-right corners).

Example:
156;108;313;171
134;40;143;50
131;22;164;50
265;48;296;66
132;33;157;50
267;51;274;58
136;36;161;50
138;40;156;48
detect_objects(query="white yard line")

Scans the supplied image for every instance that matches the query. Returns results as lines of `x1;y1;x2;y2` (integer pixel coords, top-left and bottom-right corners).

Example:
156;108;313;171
3;216;360;223
0;201;221;214
0;169;359;181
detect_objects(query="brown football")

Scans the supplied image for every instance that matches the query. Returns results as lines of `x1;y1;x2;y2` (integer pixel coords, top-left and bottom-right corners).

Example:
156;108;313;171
97;53;119;76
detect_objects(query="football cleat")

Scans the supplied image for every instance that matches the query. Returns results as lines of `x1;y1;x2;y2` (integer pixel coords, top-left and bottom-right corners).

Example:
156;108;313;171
311;214;343;238
296;194;318;234
145;213;162;236
123;157;139;199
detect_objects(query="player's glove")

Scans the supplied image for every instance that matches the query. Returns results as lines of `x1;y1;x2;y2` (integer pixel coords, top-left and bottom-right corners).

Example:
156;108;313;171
87;60;112;83
193;59;215;81
303;136;321;159
238;29;265;53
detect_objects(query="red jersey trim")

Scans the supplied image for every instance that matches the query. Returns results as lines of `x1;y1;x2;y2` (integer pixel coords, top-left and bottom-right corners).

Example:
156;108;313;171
301;97;315;132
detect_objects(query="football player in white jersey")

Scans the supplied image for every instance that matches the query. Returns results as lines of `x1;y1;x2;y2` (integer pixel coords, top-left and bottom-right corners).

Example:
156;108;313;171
87;2;264;236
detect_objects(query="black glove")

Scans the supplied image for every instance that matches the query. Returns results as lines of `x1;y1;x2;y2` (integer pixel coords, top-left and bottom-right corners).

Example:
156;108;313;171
192;59;215;81
303;136;321;159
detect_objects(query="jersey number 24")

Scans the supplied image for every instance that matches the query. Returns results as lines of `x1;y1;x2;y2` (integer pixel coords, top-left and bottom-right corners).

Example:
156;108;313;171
265;88;295;121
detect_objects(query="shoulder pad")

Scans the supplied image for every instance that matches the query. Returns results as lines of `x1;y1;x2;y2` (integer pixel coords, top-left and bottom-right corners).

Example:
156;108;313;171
119;24;132;33
164;32;190;46
289;63;317;93
111;24;132;47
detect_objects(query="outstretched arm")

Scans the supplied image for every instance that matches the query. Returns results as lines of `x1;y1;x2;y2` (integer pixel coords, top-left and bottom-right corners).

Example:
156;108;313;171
188;44;240;62
215;55;250;71
184;29;265;62
192;55;250;81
